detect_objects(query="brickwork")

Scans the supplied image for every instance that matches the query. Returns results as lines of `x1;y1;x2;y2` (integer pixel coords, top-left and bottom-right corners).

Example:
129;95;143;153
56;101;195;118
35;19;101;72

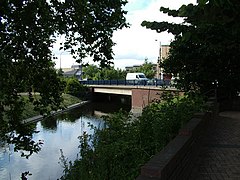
131;89;183;113
190;111;240;179
131;89;162;110
136;111;212;180
136;98;240;180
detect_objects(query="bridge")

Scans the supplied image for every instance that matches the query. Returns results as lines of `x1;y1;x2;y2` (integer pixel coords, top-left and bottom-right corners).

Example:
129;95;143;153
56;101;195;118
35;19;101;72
80;80;182;115
80;79;172;87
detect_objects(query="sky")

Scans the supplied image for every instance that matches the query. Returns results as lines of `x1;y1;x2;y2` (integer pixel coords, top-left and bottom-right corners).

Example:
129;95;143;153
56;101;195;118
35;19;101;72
54;0;196;70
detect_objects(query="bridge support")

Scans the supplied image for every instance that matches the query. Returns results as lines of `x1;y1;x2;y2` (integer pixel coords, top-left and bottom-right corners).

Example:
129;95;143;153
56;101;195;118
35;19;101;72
87;85;183;116
131;88;184;116
131;89;162;115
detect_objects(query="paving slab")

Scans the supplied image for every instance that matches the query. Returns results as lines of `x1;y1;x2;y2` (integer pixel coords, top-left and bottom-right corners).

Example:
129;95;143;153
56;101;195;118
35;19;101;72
190;111;240;180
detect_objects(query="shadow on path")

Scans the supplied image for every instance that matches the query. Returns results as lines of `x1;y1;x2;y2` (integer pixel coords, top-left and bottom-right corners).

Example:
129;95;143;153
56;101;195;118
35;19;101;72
190;111;240;179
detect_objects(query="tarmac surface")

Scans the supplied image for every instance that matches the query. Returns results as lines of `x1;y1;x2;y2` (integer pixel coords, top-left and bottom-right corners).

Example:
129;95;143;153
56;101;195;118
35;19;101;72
190;111;240;180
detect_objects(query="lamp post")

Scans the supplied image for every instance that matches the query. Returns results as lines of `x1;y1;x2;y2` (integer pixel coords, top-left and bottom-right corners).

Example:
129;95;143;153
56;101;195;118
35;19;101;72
59;50;71;70
59;51;65;70
155;40;162;79
159;42;164;80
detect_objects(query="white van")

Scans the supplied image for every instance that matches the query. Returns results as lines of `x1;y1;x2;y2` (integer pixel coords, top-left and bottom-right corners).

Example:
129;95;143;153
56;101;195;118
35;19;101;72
126;73;148;81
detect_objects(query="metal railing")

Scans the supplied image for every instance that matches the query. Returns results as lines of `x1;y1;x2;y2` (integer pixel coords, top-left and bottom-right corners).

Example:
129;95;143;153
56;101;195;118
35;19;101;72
79;79;173;87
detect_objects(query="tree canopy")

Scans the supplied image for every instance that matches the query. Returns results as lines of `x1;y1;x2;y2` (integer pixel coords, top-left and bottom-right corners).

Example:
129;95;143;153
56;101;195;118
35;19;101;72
142;0;240;99
0;0;128;155
129;58;156;79
82;64;126;80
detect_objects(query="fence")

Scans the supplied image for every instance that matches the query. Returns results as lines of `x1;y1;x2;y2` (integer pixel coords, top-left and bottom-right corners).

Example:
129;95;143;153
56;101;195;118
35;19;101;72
79;79;172;87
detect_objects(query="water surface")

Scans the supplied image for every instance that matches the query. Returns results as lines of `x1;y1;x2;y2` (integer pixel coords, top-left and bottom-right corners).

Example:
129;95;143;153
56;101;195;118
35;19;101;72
0;102;130;179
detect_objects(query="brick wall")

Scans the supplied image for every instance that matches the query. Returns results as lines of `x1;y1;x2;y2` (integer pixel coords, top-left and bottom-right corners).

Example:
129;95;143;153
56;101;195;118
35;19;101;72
131;89;161;110
131;89;183;114
136;100;218;180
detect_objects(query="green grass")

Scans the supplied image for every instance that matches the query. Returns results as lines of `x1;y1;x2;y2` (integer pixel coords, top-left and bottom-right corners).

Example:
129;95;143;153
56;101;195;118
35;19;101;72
21;94;82;119
62;94;82;107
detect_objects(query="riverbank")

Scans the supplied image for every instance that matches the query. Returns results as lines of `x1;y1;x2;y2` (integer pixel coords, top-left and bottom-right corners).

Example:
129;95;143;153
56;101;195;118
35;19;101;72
20;93;90;124
22;101;90;124
1;102;105;180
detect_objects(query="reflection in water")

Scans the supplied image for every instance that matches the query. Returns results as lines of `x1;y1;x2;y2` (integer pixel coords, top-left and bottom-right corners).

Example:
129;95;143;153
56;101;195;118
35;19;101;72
41;117;58;132
0;102;130;179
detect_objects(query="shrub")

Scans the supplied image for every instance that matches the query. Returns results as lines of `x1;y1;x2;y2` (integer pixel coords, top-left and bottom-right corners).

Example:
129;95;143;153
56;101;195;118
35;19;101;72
64;78;87;98
60;93;205;179
139;92;205;155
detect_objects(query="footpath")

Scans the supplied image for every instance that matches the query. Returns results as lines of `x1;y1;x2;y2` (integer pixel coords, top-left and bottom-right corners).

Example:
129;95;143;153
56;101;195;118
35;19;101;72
190;111;240;179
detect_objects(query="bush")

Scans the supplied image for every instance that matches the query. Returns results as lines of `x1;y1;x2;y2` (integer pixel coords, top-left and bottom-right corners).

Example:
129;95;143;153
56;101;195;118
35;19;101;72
64;78;87;98
139;92;205;155
60;93;205;179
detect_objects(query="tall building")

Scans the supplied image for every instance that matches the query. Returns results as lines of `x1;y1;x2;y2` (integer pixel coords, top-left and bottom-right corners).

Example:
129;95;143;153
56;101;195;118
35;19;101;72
124;45;170;79
156;45;170;79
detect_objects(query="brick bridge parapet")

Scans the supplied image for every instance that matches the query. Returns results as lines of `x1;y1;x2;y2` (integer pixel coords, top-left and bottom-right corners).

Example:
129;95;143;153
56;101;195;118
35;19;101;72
136;99;219;179
131;88;184;115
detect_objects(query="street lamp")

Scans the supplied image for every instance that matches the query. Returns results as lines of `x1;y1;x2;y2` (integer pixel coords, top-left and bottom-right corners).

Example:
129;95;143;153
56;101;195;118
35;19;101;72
155;40;162;79
59;51;64;70
59;51;71;70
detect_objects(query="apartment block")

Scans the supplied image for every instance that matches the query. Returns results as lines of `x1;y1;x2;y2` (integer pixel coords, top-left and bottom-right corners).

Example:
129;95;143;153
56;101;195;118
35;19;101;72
156;45;170;79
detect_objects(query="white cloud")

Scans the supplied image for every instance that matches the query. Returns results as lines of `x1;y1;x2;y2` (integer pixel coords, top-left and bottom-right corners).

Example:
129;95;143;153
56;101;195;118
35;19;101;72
53;0;197;69
112;0;197;69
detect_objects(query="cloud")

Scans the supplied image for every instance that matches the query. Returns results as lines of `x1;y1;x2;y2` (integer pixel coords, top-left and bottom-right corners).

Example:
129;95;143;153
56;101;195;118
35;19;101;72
53;0;197;69
111;0;197;69
114;58;150;69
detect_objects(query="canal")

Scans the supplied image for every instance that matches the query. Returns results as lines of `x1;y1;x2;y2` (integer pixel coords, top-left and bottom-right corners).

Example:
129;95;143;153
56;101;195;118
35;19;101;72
0;101;131;180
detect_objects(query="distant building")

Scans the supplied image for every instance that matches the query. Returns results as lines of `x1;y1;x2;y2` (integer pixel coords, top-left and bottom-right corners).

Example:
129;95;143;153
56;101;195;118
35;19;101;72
156;45;171;79
71;65;81;69
125;65;141;73
62;64;83;80
124;45;170;80
125;64;158;78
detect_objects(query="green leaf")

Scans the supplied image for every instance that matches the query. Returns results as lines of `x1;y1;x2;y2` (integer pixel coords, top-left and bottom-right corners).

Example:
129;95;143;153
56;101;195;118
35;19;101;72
197;0;208;5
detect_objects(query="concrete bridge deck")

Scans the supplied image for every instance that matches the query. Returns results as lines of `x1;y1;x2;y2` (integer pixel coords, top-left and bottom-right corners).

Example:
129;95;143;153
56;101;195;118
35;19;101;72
88;85;181;114
190;111;240;179
88;84;177;95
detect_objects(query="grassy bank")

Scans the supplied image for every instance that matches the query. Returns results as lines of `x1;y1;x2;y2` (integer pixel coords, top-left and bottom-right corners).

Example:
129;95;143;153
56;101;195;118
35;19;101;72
21;94;81;119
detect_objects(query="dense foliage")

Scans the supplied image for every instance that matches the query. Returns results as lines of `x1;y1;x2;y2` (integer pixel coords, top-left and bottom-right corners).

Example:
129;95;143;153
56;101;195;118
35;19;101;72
0;0;128;155
100;67;127;80
60;93;205;179
142;0;240;99
20;94;81;120
82;64;127;80
129;58;156;79
64;77;88;98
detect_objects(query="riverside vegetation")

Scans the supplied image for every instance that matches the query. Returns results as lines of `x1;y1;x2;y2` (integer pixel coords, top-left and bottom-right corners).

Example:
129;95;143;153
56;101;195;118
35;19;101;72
59;92;205;179
1;77;86;160
21;93;81;120
21;77;87;120
1;0;128;163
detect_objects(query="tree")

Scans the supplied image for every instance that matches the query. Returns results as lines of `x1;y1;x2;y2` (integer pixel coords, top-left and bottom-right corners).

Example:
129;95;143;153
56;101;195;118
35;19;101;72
56;0;128;66
101;67;127;80
130;58;155;79
82;64;100;80
82;64;127;80
0;0;128;155
142;0;240;99
65;77;87;98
